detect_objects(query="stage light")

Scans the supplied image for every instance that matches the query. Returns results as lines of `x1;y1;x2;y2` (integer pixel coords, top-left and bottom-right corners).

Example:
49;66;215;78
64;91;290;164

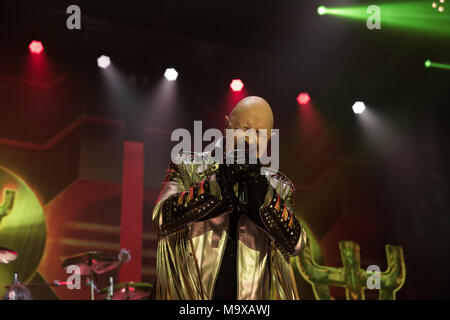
97;55;111;69
230;79;244;92
320;2;450;37
433;0;445;12
318;6;326;15
423;59;450;70
297;93;311;105
352;101;366;114
29;41;44;54
164;68;178;81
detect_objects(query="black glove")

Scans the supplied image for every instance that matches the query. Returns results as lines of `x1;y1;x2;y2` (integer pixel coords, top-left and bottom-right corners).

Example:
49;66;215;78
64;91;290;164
240;164;269;229
217;148;269;213
227;151;270;227
216;163;239;207
237;163;266;184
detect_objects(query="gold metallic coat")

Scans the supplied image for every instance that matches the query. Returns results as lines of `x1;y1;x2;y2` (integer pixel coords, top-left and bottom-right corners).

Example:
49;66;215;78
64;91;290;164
152;152;307;300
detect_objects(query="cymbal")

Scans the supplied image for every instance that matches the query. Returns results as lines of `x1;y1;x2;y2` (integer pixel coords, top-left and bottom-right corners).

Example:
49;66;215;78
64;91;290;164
0;246;17;264
62;251;119;275
99;282;153;300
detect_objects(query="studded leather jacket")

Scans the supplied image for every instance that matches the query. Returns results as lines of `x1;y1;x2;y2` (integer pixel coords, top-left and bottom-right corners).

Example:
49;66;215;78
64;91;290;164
152;149;307;300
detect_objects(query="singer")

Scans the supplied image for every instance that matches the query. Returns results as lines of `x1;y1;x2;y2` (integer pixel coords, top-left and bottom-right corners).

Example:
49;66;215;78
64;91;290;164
152;96;307;300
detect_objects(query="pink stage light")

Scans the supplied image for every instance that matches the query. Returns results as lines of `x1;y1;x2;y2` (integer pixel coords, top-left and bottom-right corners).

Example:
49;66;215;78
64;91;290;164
29;41;44;54
297;92;311;105
230;79;244;92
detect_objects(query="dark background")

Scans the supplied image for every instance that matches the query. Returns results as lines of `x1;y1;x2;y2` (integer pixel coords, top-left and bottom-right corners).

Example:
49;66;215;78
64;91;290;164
0;0;449;299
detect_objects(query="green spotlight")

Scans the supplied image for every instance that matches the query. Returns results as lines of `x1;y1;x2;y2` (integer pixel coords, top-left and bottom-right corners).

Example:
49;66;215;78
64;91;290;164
319;2;450;37
318;6;326;15
424;59;450;70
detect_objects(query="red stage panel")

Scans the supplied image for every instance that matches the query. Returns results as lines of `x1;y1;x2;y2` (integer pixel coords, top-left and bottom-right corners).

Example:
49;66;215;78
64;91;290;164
119;141;144;283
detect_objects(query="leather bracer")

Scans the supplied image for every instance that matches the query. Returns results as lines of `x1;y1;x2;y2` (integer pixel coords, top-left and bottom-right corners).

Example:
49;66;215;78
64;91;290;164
160;176;224;234
259;192;303;258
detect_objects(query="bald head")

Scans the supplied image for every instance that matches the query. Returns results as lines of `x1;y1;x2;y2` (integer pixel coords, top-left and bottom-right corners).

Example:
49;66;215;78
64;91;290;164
225;96;274;159
227;96;274;130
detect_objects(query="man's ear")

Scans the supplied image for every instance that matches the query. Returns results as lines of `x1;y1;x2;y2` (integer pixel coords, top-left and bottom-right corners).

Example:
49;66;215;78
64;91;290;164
222;116;229;137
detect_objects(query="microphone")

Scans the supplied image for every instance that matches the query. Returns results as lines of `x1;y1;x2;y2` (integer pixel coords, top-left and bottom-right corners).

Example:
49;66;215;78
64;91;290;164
238;179;248;215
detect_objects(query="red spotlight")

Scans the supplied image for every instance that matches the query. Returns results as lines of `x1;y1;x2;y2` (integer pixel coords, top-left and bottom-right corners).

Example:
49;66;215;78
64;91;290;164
29;40;44;54
230;79;244;92
297;92;310;105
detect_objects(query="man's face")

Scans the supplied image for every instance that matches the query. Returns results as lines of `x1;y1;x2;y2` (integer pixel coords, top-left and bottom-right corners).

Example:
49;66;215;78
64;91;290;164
225;112;272;160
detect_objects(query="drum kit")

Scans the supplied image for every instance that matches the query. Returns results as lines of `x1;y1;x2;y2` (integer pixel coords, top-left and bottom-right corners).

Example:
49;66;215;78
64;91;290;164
1;246;154;300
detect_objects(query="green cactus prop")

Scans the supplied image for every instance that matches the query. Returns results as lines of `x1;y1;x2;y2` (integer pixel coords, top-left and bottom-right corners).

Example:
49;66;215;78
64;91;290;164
0;189;15;226
293;239;406;300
